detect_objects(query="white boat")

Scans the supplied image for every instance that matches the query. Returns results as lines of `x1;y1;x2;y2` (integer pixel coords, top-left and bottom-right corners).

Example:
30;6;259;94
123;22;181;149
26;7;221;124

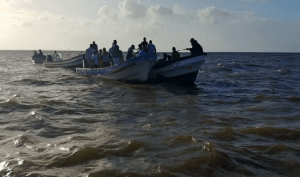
148;54;206;83
32;54;46;64
44;54;84;68
76;53;157;82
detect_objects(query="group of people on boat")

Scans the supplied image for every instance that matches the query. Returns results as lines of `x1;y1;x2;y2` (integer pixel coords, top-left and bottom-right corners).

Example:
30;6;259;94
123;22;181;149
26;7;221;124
85;37;204;68
32;49;44;58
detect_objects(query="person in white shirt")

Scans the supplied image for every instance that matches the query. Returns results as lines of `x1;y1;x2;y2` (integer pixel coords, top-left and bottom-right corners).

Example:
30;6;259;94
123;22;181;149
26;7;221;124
147;40;156;54
91;50;99;68
85;44;94;68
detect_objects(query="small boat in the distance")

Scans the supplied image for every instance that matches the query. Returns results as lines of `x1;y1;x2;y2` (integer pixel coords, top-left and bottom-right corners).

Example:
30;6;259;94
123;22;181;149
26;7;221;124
44;54;84;68
76;53;157;82
148;53;207;83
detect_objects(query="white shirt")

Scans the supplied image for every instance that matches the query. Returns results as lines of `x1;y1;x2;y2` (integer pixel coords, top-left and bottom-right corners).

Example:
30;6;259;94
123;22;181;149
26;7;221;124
147;43;156;53
92;54;98;65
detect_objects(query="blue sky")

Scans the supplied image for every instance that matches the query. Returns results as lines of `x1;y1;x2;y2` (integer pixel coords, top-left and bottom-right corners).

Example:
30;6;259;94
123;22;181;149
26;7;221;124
0;0;300;52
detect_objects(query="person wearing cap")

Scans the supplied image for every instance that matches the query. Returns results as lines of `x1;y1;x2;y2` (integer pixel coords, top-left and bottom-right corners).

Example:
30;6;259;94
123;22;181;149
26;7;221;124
147;40;156;54
85;44;94;68
172;47;180;59
111;40;121;65
126;45;135;60
92;41;98;51
186;38;203;56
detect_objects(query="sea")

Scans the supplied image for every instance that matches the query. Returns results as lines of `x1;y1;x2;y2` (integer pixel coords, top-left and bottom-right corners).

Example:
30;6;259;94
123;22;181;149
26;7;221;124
0;50;300;177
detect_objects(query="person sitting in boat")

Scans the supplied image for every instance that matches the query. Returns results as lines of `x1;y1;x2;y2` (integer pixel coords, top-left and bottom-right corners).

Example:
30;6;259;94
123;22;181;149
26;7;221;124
91;50;99;68
119;50;124;62
92;41;98;51
33;50;38;57
126;45;135;60
111;40;121;66
172;47;180;59
186;38;203;56
147;40;156;54
101;48;112;67
85;44;94;68
162;53;172;61
136;44;147;57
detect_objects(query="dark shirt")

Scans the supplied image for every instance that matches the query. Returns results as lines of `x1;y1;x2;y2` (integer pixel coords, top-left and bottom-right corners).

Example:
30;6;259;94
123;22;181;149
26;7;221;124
188;41;203;55
112;45;121;58
92;44;98;51
140;41;148;48
126;48;134;60
172;51;180;59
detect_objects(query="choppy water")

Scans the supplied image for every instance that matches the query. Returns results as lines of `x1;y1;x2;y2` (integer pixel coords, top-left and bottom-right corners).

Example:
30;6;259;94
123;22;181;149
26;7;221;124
0;50;300;177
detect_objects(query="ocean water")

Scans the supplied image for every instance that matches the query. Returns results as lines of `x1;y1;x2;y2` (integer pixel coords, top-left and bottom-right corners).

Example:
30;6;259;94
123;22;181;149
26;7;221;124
0;50;300;177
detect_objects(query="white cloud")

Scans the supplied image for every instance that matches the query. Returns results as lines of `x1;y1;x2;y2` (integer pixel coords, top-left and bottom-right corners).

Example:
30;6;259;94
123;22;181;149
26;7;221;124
148;5;173;16
98;5;118;21
1;0;32;4
20;21;32;26
118;0;147;19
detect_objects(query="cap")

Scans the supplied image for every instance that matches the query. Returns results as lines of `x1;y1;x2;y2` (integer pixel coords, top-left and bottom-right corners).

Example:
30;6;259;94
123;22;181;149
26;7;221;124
190;38;195;42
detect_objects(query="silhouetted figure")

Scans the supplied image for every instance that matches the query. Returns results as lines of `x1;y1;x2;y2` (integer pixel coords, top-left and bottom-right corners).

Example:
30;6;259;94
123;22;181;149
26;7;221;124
85;44;94;68
162;53;172;61
92;41;98;51
101;48;112;67
112;40;121;65
33;50;37;56
38;49;43;56
126;45;135;60
186;38;203;56
119;50;124;62
140;37;148;51
136;44;147;57
147;40;156;54
172;47;180;59
97;49;103;67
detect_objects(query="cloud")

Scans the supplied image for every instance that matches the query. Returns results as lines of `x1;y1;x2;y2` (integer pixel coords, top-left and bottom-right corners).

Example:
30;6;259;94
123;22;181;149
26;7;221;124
98;5;118;21
20;21;32;27
148;5;173;16
1;0;32;4
118;0;147;19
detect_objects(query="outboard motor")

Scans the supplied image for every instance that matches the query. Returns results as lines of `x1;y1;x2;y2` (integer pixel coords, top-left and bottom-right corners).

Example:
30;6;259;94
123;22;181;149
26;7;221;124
46;55;53;61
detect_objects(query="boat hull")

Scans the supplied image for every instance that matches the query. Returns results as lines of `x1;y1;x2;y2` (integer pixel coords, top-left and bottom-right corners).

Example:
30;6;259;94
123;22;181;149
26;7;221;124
32;55;46;64
44;54;84;68
76;53;157;82
148;54;206;83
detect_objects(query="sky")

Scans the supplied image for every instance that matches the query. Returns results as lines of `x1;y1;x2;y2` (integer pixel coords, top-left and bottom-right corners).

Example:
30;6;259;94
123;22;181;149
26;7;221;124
0;0;300;52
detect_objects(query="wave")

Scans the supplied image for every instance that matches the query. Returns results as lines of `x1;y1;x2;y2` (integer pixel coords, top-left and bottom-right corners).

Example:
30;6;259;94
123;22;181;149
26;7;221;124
240;127;300;140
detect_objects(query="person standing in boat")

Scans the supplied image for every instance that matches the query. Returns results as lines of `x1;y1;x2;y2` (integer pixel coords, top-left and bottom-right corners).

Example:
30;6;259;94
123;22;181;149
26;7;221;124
101;48;112;67
172;47;180;59
97;49;103;68
140;37;148;52
92;41;98;51
91;50;99;68
186;38;203;56
147;40;156;54
38;49;43;56
33;50;38;56
126;45;135;60
111;40;121;65
85;44;94;68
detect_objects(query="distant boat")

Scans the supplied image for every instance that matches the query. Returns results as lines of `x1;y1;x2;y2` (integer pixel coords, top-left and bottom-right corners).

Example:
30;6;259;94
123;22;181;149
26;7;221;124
148;54;206;83
32;54;46;64
44;54;84;68
76;53;157;82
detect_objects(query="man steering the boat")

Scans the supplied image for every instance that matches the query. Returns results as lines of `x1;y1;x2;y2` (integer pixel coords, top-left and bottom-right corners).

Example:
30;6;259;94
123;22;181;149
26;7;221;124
186;38;203;56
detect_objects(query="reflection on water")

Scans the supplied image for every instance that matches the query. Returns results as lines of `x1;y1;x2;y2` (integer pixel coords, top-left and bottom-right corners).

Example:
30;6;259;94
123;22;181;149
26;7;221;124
0;51;300;176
